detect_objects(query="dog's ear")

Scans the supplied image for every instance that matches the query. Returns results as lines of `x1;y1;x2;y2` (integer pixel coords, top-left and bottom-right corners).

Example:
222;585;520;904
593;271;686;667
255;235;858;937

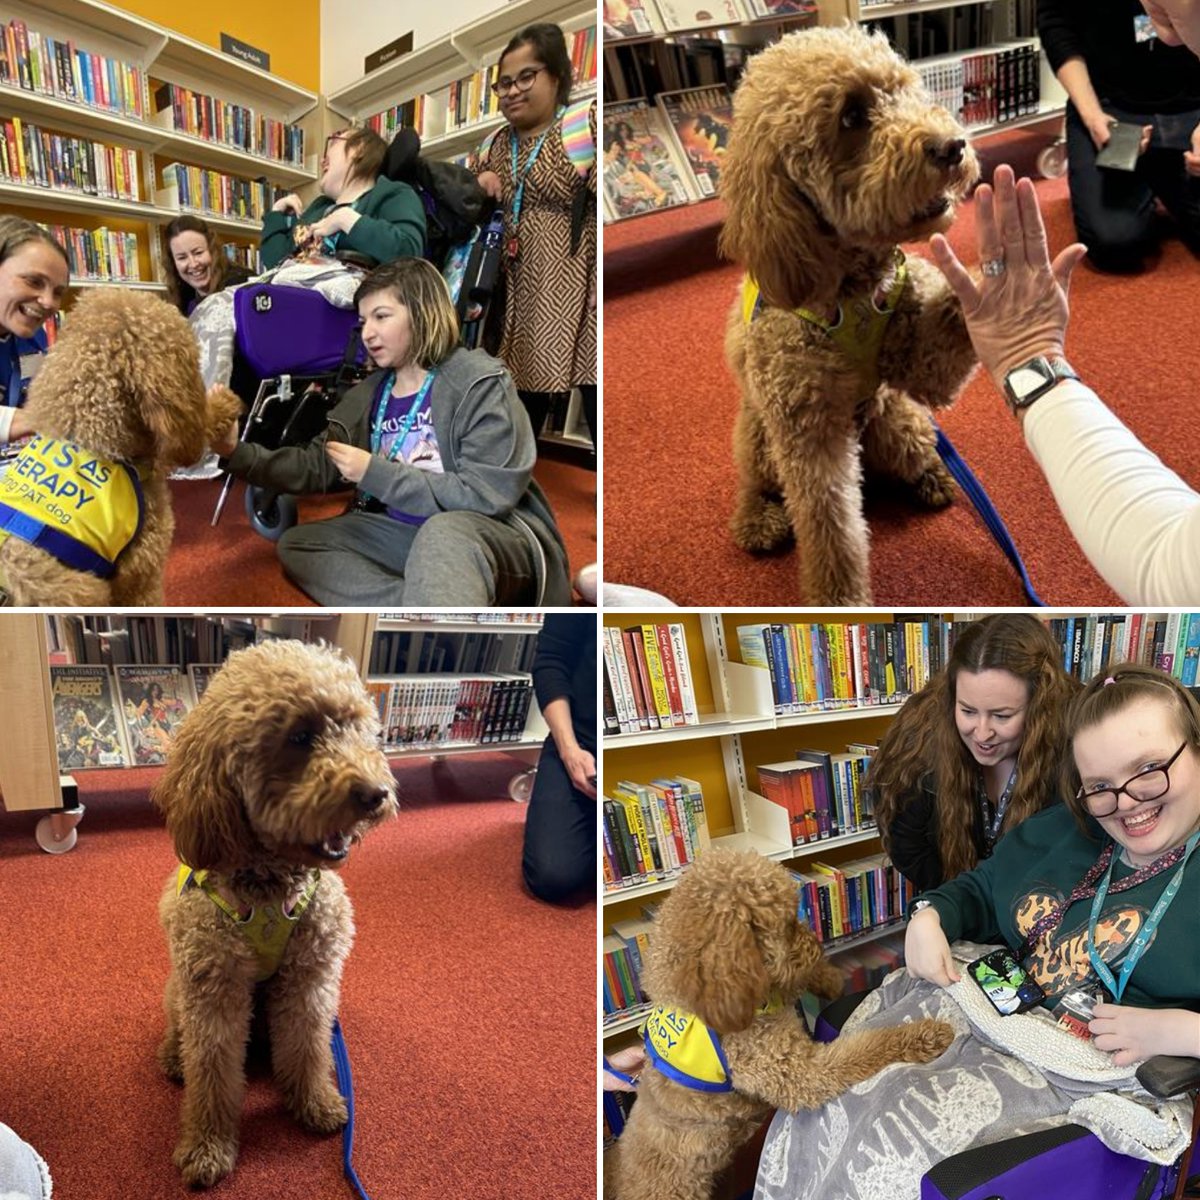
151;701;254;871
134;320;211;468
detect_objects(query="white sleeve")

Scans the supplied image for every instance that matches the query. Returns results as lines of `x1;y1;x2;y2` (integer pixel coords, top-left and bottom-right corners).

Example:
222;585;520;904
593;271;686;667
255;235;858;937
1023;380;1200;605
0;407;13;443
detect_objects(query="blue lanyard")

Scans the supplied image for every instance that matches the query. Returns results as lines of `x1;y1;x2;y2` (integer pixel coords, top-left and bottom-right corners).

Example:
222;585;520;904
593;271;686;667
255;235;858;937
1087;829;1200;1002
509;107;564;237
2;336;20;408
368;368;436;462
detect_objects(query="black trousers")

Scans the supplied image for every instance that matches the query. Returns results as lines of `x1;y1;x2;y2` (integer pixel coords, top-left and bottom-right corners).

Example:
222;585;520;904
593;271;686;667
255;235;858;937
521;739;594;903
1065;101;1200;271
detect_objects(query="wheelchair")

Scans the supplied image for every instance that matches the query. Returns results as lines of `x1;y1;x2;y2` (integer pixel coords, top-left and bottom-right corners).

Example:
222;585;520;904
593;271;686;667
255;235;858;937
210;131;504;541
813;990;1200;1200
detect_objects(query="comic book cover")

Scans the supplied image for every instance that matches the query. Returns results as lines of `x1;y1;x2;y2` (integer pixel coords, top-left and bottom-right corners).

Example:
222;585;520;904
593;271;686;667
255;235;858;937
603;0;664;39
654;0;744;31
49;665;130;770
741;0;817;17
655;85;734;198
114;665;194;766
603;100;696;218
187;663;223;705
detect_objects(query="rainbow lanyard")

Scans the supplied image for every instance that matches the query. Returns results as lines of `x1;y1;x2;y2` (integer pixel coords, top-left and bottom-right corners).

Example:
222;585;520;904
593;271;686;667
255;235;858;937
508;106;564;255
1087;828;1200;1002
368;368;436;463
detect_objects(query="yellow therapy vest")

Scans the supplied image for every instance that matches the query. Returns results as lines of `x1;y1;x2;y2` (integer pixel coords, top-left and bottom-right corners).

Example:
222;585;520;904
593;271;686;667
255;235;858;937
642;994;785;1092
177;865;320;983
0;435;144;578
741;252;909;399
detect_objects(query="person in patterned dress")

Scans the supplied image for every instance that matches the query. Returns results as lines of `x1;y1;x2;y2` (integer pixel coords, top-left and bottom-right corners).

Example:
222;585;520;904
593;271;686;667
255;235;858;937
474;23;597;444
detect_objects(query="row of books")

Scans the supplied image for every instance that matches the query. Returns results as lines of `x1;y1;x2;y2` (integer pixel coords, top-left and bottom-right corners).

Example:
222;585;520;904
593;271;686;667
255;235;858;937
736;619;963;715
757;743;879;847
602;776;712;892
0;18;148;119
46;614;316;669
914;41;1042;130
1057;613;1200;685
794;855;915;944
367;629;538;678
150;82;306;166
37;222;141;285
601;86;732;221
220;242;261;273
0;118;142;201
365;674;535;749
366;27;597;144
156;163;275;224
378;612;543;625
603;623;700;735
603;0;816;41
49;662;213;771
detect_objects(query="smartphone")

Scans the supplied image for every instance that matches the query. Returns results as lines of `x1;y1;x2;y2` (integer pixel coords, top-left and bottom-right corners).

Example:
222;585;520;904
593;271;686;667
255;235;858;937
967;948;1046;1015
1095;121;1144;172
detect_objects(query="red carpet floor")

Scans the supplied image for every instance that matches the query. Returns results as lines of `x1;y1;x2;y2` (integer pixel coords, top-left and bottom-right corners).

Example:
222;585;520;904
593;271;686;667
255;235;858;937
603;129;1200;605
163;455;596;606
0;755;595;1200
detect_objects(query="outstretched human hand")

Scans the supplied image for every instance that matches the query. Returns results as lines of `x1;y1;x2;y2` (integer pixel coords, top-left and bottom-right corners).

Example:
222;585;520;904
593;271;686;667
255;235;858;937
904;907;961;987
1089;1002;1200;1067
930;164;1088;396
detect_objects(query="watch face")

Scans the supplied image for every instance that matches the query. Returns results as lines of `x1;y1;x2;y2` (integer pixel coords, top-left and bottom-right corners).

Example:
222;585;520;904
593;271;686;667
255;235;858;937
1008;362;1050;400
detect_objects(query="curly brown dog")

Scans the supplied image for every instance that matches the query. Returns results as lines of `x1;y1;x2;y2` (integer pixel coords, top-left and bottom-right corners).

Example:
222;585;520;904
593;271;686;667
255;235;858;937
152;640;398;1188
604;849;955;1200
721;25;980;604
0;288;241;605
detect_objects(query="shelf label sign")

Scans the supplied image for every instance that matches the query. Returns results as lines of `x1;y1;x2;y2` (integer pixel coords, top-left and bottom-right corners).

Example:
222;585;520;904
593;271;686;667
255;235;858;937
220;33;270;72
365;32;413;75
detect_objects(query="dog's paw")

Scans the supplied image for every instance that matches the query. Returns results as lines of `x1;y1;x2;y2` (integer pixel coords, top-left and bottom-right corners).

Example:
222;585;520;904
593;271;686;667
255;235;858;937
899;1018;956;1062
174;1133;238;1188
731;498;793;553
291;1084;348;1134
911;463;955;509
808;960;846;1001
157;1036;184;1084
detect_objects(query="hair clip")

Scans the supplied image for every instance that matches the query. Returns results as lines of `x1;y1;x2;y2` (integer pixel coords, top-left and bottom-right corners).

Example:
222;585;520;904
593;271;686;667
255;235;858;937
1103;676;1117;686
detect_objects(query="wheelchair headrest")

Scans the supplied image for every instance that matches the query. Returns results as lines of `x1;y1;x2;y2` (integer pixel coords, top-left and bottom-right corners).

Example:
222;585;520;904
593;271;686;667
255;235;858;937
384;127;422;182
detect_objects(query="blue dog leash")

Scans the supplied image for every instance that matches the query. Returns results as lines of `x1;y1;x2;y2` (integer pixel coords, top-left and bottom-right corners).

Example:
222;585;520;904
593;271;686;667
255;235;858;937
331;1017;370;1200
934;424;1045;606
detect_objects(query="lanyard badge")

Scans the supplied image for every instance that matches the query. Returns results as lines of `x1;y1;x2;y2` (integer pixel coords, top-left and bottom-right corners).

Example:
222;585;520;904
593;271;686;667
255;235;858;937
506;107;565;260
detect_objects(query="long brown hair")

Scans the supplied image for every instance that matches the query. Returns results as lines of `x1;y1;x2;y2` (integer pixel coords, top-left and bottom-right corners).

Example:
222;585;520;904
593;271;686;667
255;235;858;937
873;614;1079;882
162;215;236;313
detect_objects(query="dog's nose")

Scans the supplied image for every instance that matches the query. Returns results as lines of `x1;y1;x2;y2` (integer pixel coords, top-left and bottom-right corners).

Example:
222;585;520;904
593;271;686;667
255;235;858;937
927;138;965;169
353;785;390;812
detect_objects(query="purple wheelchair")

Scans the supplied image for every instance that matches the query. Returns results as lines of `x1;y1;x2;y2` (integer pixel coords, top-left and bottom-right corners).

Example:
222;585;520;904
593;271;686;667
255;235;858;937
211;130;503;541
813;991;1200;1200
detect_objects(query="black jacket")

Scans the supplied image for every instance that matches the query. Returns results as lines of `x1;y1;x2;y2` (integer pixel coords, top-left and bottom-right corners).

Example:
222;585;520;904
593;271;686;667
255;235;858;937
532;614;596;755
1038;0;1200;114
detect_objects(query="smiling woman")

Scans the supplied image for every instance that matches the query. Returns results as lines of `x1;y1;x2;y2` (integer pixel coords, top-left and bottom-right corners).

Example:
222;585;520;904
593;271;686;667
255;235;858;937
161;215;253;318
0;216;69;447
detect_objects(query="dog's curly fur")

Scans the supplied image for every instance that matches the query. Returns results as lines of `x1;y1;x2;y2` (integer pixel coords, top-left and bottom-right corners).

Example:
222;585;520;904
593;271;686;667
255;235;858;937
604;850;955;1200
0;288;242;605
720;25;981;604
152;640;398;1188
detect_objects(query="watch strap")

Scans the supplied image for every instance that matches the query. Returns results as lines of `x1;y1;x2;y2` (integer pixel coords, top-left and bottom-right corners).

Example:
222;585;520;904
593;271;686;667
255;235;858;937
1003;355;1078;414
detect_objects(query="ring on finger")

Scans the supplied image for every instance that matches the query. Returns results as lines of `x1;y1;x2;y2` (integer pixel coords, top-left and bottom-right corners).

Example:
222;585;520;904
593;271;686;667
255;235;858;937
981;257;1006;277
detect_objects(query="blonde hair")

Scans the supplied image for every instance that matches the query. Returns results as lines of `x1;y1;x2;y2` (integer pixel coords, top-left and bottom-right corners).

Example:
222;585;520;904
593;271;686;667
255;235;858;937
354;258;460;368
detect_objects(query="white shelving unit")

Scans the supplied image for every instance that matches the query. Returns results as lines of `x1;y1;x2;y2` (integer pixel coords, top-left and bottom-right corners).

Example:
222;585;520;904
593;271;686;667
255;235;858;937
1;0;319;287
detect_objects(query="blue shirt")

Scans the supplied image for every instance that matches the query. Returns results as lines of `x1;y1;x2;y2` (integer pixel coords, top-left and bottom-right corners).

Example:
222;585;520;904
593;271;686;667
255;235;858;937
1;329;48;409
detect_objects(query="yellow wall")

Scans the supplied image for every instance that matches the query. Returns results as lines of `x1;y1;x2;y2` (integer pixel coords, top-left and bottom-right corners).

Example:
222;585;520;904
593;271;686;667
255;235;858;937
114;0;320;92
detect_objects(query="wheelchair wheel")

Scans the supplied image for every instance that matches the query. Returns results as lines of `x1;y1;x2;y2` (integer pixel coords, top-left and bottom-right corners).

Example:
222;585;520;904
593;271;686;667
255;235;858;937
245;486;297;542
1037;142;1068;179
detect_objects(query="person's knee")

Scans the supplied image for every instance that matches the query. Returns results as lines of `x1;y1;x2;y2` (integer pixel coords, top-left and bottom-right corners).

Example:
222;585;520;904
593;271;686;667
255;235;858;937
522;851;591;903
405;513;495;598
1075;203;1154;269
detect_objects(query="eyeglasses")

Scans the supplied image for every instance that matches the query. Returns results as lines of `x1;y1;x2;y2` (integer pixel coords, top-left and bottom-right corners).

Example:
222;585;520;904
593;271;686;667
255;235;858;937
1076;741;1188;817
492;66;546;96
323;132;349;154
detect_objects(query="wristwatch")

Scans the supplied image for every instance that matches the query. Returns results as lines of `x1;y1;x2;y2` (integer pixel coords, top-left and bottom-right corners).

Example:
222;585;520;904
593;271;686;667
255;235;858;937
908;899;934;920
1003;355;1079;414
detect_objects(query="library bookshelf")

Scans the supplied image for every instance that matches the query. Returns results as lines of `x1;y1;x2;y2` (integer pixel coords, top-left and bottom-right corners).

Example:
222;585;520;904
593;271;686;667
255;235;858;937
602;610;908;1042
1;0;318;289
0;611;548;849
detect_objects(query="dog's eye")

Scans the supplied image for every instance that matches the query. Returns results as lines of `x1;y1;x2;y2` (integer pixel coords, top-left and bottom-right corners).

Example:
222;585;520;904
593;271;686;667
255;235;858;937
841;100;869;131
288;729;314;748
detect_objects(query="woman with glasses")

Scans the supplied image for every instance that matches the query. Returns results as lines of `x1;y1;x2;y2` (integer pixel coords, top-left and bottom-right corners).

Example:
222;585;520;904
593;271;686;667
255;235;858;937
473;22;596;445
755;662;1200;1200
871;614;1080;894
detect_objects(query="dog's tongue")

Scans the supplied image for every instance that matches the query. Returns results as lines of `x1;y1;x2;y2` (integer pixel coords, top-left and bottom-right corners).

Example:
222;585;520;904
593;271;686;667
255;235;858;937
322;832;350;857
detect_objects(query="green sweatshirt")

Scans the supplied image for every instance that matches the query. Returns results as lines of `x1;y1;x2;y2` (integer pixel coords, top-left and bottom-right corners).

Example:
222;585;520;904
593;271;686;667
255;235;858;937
923;804;1200;1011
259;177;426;269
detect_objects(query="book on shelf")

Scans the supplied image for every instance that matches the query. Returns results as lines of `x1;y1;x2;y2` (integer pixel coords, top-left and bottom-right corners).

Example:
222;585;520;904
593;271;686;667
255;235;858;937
377;611;542;624
604;622;699;734
150;81;305;165
654;0;744;31
603;775;709;892
741;0;817;16
655;85;733;199
604;0;666;40
157;162;275;223
792;854;912;945
37;222;141;284
187;663;223;704
113;665;195;767
0;117;142;201
602;98;696;218
369;627;538;676
49;665;130;771
371;673;534;749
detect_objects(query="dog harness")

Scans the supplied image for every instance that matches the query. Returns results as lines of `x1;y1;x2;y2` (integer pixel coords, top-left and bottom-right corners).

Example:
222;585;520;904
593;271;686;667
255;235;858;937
0;434;144;578
742;250;909;400
641;994;785;1092
176;865;320;983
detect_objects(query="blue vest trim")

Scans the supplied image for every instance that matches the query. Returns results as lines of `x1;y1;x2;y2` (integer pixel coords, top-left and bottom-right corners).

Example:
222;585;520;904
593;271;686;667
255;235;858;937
642;1022;734;1093
0;499;118;577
